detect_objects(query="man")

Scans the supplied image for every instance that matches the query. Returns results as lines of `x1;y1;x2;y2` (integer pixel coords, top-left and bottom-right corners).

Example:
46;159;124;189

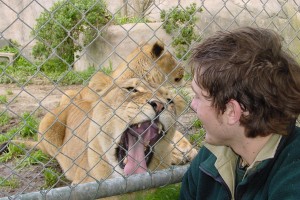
180;27;300;199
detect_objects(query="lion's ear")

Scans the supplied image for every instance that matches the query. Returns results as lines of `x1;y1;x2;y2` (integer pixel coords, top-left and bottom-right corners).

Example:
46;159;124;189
151;41;165;58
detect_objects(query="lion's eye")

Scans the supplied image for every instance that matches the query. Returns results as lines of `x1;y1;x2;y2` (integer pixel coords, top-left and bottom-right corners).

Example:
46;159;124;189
167;98;174;104
125;87;138;93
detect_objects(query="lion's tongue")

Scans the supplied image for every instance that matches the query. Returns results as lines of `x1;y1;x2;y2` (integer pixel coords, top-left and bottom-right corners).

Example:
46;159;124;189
124;127;155;176
124;138;147;176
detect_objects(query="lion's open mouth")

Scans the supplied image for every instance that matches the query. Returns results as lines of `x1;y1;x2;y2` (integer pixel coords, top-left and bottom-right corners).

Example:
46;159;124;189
116;120;164;176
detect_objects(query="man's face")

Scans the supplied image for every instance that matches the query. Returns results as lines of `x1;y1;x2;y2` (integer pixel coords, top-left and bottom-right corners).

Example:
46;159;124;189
190;78;231;145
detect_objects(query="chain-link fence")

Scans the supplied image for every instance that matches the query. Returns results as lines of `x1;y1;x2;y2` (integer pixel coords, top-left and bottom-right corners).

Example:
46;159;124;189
0;0;300;199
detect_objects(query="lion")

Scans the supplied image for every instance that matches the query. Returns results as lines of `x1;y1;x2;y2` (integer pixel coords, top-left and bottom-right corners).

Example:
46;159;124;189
8;78;195;185
58;41;197;167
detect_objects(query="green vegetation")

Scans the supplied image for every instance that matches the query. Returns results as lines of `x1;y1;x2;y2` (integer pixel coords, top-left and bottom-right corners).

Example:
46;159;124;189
0;95;7;104
6;90;13;95
101;61;113;75
0;176;20;188
18;150;50;168
177;88;192;103
0;128;18;143
0;47;96;85
0;143;26;163
19;112;39;138
114;13;149;25
42;168;60;189
143;183;181;200
0;111;11;126
190;129;205;148
0;111;39;143
192;118;202;128
0;43;36;84
32;0;111;65
120;183;181;200
161;3;202;60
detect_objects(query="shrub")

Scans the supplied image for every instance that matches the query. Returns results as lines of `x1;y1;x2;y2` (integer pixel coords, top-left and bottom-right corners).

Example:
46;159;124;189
161;3;202;60
32;0;112;65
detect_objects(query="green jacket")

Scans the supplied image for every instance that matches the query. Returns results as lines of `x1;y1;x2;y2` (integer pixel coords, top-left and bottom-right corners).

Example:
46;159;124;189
180;126;300;200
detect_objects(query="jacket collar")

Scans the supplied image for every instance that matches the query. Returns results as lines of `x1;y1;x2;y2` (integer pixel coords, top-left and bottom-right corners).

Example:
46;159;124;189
201;133;282;197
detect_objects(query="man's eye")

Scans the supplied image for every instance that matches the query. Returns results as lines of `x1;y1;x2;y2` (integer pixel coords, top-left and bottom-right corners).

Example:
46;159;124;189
125;87;138;93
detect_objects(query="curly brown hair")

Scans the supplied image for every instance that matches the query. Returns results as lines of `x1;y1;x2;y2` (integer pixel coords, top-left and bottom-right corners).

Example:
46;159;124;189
190;26;300;137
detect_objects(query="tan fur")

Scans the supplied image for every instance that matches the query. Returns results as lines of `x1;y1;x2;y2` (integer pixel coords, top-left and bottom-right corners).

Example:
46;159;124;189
13;79;191;185
60;41;184;104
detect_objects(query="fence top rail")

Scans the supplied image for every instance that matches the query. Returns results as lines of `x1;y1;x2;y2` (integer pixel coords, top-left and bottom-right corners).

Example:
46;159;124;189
0;165;189;200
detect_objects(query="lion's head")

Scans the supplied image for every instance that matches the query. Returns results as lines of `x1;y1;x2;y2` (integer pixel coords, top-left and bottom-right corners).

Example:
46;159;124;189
89;78;185;176
112;41;185;87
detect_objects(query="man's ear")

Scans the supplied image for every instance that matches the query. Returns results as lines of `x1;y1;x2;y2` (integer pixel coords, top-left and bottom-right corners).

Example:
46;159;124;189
225;99;242;125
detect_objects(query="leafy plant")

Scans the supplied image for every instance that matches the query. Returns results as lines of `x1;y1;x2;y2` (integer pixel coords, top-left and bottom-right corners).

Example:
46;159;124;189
161;3;202;59
32;0;112;65
19;112;39;138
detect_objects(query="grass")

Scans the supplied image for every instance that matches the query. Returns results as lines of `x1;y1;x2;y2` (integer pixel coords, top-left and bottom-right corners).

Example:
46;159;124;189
0;127;18;143
0;111;11;126
177;88;192;103
17;150;50;168
0;176;20;188
19;112;39;138
0;95;7;104
101;61;113;75
6;90;13;95
114;14;149;25
119;183;181;200
42;167;60;189
0;49;97;86
0;143;26;163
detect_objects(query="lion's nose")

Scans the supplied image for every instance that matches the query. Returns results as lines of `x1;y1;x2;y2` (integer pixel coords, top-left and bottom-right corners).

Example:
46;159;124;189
148;100;165;115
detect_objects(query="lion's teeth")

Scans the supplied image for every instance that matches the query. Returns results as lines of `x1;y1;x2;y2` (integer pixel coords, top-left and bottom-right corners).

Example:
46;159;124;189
137;123;141;128
144;140;150;151
123;157;128;165
144;140;150;146
158;123;163;133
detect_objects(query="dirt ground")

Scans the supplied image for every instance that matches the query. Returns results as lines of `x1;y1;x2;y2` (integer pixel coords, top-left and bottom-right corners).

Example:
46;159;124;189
0;83;197;198
0;84;80;198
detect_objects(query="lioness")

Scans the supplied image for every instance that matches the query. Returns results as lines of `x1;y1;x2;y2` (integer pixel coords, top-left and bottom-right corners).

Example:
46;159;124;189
59;40;197;166
11;79;188;184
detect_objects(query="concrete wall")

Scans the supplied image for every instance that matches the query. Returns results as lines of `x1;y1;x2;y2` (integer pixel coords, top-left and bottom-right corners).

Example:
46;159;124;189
1;0;300;70
0;0;56;58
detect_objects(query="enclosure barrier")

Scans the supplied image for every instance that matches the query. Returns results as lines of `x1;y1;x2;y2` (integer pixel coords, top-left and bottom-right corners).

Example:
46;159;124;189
1;0;300;199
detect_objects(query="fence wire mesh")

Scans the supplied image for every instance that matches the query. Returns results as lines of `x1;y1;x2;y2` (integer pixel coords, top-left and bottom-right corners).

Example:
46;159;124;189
0;0;300;199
